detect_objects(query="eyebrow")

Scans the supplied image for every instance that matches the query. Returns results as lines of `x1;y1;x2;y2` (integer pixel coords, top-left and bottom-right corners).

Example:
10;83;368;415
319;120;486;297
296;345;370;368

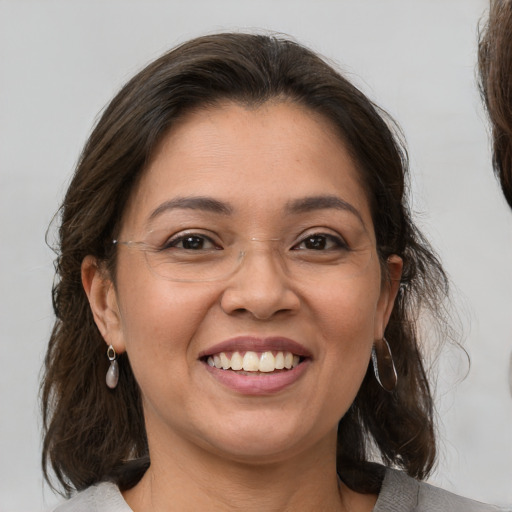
148;196;233;221
147;194;363;225
285;195;364;223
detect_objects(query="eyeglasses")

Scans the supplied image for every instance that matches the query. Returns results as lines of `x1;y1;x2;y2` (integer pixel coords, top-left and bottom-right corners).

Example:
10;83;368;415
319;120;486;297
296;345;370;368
113;229;374;283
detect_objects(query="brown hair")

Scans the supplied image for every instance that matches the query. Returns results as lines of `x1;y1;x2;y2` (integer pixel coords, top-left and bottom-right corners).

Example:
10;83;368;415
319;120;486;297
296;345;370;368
42;32;449;496
479;0;512;208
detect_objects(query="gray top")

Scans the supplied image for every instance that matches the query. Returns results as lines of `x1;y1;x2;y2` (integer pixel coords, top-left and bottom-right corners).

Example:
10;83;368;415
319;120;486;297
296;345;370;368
374;469;507;511
54;468;509;511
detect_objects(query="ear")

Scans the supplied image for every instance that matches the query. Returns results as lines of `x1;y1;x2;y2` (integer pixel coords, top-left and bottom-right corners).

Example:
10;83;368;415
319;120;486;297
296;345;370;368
374;254;403;340
81;255;125;353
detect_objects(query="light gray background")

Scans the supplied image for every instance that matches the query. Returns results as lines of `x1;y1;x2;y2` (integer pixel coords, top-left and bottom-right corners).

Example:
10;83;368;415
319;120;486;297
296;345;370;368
1;1;511;510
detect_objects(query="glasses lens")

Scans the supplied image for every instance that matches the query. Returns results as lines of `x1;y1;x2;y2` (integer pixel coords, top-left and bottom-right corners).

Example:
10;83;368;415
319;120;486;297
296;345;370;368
144;245;243;282
138;235;373;283
282;243;373;282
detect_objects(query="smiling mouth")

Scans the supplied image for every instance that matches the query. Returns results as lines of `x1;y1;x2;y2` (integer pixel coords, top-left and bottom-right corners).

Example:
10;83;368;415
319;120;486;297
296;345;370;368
204;351;303;374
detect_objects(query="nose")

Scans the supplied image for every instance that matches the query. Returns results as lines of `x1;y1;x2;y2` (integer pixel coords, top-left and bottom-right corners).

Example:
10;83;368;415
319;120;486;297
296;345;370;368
220;241;300;320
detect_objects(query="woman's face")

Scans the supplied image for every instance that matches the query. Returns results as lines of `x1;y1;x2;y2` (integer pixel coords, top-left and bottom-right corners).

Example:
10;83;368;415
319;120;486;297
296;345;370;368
88;101;401;465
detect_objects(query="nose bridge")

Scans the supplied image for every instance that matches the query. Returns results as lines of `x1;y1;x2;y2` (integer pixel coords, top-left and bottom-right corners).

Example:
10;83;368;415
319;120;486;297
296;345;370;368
242;237;287;275
221;237;299;319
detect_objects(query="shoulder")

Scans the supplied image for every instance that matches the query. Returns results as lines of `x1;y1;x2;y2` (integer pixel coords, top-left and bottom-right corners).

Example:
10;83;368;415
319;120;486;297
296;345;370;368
53;482;132;512
375;468;509;512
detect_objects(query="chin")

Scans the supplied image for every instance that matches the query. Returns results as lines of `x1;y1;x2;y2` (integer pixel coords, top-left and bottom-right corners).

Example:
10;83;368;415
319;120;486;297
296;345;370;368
190;413;334;465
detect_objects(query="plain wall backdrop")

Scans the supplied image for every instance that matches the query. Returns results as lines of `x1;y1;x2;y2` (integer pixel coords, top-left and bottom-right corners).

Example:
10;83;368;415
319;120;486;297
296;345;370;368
1;1;511;510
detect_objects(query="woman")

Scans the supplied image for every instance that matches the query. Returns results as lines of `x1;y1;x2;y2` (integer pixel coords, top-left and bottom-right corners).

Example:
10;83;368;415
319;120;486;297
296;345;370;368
42;33;502;511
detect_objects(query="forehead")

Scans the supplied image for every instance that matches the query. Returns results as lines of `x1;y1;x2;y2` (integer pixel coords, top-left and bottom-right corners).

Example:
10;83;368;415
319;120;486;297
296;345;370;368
122;101;372;233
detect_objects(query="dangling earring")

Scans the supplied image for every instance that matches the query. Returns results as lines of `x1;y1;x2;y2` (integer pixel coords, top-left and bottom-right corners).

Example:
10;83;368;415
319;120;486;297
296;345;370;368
372;337;397;392
106;344;119;389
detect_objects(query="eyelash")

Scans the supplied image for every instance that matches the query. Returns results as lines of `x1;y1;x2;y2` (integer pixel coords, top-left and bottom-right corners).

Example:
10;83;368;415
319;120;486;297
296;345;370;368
161;233;220;251
292;233;349;251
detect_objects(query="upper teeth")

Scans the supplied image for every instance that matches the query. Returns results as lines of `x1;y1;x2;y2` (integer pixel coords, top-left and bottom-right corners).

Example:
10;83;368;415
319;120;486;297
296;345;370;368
207;351;300;372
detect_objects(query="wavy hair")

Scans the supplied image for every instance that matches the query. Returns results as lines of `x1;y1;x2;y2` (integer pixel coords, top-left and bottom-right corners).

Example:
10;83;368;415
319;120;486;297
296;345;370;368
479;0;512;208
41;32;450;496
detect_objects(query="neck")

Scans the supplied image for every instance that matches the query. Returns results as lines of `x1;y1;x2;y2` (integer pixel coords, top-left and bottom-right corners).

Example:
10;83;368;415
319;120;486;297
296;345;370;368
122;428;377;512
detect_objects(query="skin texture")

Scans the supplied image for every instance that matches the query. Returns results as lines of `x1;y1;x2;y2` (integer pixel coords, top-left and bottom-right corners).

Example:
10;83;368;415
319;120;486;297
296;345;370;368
82;101;402;511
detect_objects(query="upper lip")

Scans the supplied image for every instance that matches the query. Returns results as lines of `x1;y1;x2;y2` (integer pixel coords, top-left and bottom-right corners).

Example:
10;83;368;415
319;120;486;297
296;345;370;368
198;336;313;359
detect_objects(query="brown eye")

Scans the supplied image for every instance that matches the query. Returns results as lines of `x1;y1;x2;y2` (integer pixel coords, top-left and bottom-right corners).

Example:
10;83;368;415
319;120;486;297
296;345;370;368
303;235;327;250
181;236;206;250
294;234;348;251
164;234;219;251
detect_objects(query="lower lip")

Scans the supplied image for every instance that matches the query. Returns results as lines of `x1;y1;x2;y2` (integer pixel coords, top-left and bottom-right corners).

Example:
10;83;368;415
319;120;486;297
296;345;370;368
203;360;310;395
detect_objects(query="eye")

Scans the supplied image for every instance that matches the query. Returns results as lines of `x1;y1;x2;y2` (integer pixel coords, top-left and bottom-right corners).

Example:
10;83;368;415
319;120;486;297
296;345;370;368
293;233;348;251
163;233;220;251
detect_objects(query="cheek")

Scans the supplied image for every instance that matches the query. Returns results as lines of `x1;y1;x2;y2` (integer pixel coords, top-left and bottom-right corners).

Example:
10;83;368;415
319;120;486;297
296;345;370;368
309;274;382;383
115;280;221;415
115;265;219;363
312;275;382;339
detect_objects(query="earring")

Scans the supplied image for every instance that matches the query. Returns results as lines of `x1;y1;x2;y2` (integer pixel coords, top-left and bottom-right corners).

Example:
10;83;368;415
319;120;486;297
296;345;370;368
371;337;397;392
106;345;119;389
